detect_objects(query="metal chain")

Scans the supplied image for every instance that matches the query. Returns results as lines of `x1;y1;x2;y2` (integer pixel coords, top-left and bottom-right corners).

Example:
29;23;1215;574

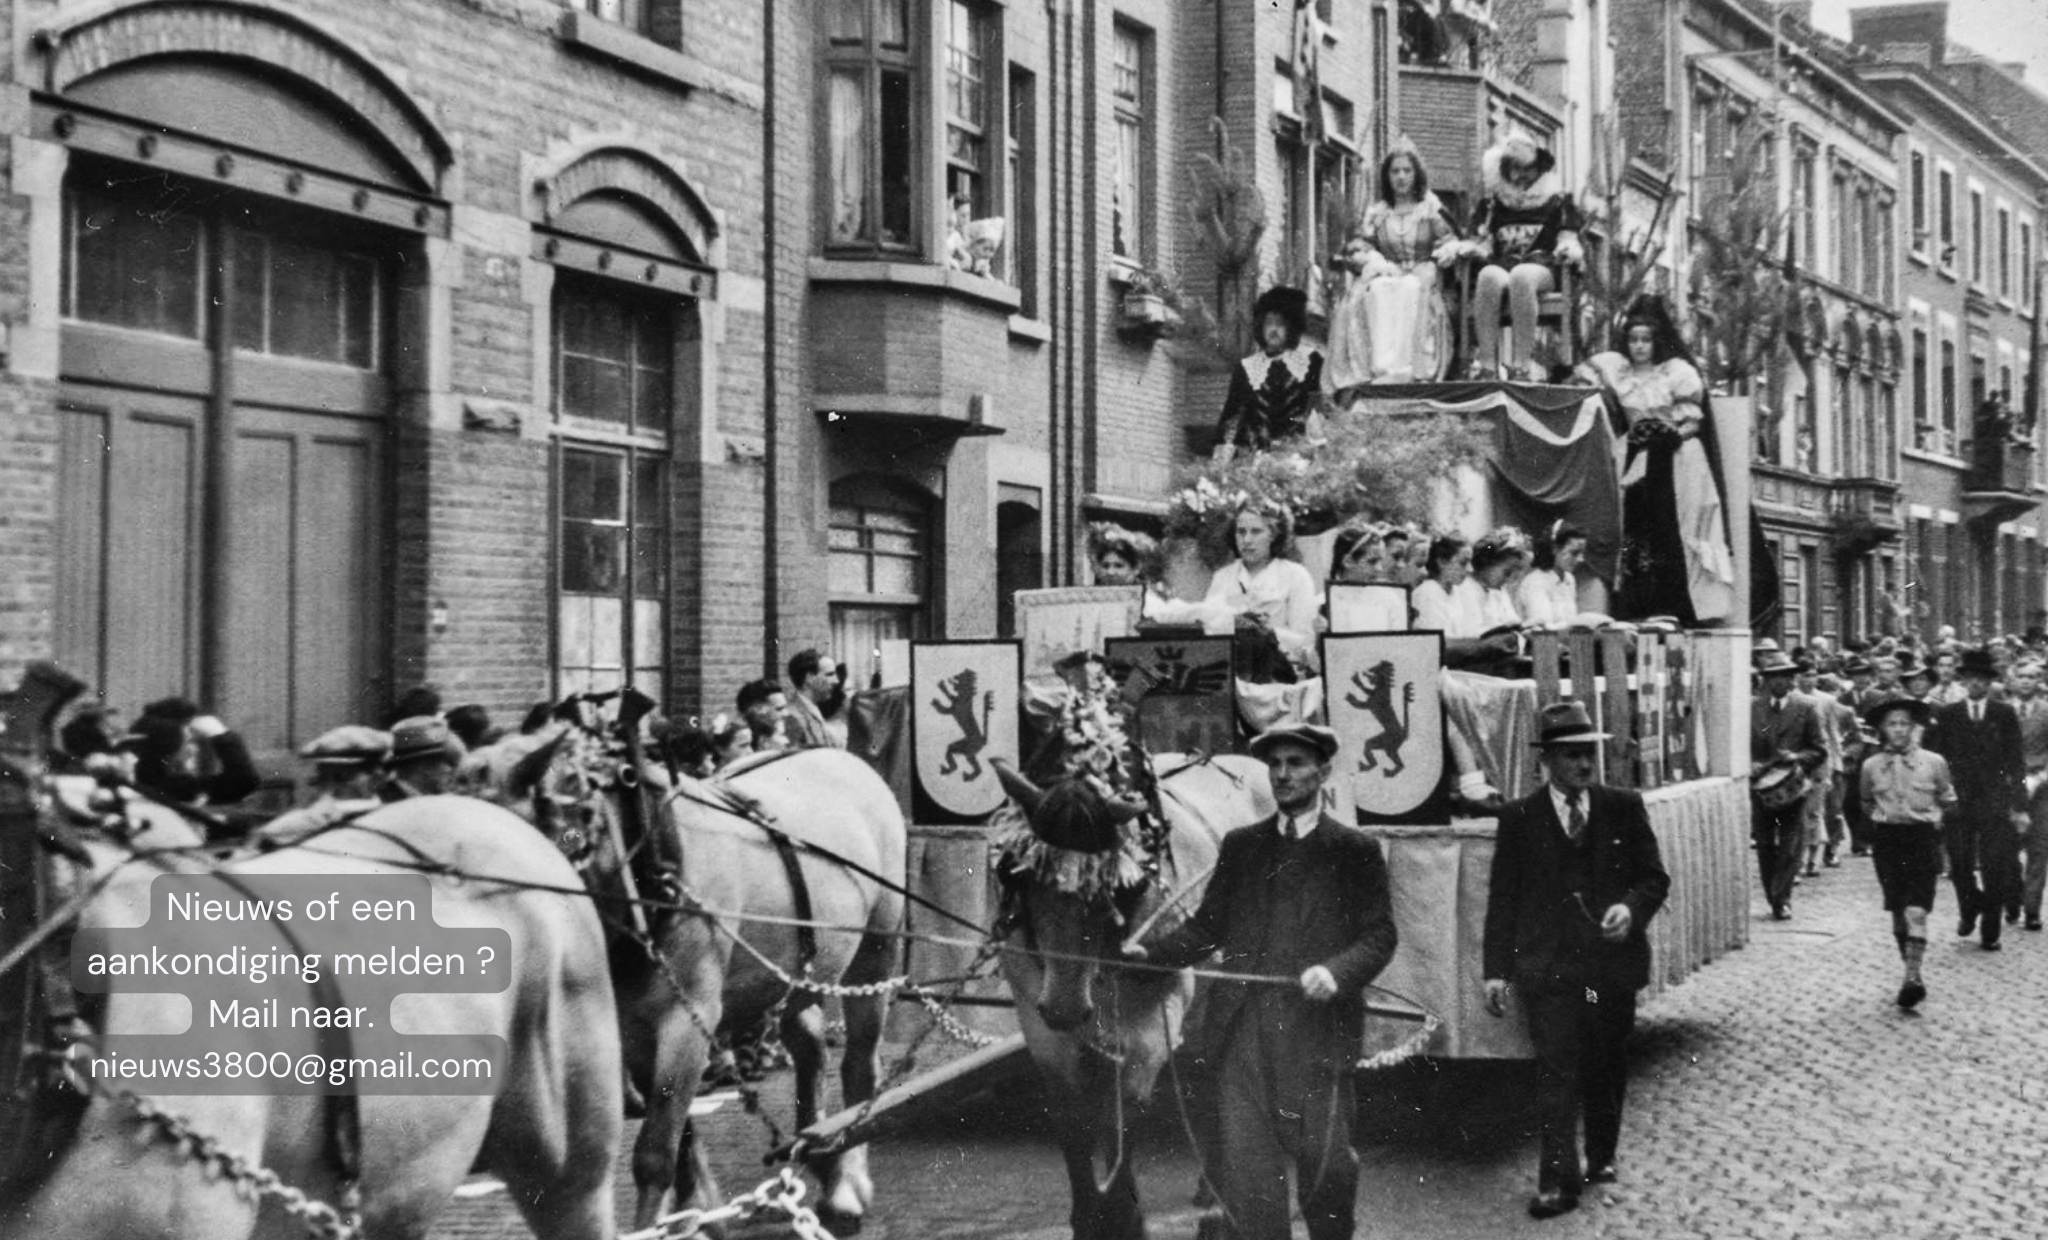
58;1050;360;1240
619;1165;835;1240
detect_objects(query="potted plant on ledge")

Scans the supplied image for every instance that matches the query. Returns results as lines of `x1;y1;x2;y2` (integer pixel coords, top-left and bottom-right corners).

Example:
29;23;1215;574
1117;265;1185;340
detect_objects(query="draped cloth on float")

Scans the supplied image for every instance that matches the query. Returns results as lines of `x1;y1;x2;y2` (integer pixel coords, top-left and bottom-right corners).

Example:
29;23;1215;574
1332;383;1624;587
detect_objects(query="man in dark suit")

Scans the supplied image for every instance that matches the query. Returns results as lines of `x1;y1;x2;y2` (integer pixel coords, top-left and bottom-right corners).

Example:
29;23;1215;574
1925;647;2026;949
1130;722;1397;1240
1484;701;1670;1220
1751;650;1827;919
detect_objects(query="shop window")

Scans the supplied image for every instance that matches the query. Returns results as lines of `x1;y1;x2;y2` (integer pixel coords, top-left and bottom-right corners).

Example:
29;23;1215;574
63;188;206;339
829;474;933;676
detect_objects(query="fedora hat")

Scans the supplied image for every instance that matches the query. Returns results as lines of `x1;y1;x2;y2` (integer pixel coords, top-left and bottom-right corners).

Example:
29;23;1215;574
1958;647;2000;679
1862;694;1931;730
389;715;464;765
1754;650;1799;676
1248;722;1340;763
1531;701;1609;747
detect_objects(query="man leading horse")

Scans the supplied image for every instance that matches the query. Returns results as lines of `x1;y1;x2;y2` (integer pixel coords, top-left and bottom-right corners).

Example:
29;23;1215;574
1124;722;1397;1240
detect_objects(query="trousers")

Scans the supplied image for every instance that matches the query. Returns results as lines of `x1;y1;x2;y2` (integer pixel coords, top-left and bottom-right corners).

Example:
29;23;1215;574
1753;797;1805;909
2025;791;2048;922
1948;810;2020;942
1520;983;1638;1196
1211;999;1357;1240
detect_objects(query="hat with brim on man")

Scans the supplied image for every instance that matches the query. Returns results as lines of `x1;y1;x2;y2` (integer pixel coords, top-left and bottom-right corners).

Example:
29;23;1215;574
1248;722;1340;764
389;716;464;766
1754;650;1799;676
1863;695;1932;730
1531;701;1609;748
1958;647;2000;679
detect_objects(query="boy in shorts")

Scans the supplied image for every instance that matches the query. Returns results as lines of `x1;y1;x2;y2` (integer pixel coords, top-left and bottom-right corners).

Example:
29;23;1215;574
1860;696;1956;1010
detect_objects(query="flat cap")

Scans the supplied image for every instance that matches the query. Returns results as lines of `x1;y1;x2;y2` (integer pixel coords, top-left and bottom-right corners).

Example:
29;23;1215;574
300;725;392;767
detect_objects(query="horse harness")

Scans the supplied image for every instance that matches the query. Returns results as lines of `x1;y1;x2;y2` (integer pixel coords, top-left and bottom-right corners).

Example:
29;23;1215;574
1;781;368;1238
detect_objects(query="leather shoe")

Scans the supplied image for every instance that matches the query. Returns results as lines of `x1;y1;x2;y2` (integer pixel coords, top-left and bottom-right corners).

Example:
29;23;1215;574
2027;920;2043;932
1959;910;1979;937
1982;939;2002;951
1587;1163;1618;1185
1897;980;1926;1010
1527;1191;1580;1219
1770;903;1792;921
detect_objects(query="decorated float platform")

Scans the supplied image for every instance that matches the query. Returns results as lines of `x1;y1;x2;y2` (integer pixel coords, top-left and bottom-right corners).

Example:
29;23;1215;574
840;377;1757;1062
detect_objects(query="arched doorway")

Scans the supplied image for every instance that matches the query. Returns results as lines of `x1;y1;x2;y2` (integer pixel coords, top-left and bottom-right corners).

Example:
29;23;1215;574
40;8;450;763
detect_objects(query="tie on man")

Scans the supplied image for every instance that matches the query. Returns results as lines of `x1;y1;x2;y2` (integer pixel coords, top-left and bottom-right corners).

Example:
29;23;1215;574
1566;792;1586;843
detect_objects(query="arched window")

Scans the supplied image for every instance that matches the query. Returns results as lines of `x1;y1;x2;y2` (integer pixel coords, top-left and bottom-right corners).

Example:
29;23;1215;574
829;474;934;680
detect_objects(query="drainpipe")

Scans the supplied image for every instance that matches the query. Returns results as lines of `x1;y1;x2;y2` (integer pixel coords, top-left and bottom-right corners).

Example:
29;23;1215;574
762;0;782;677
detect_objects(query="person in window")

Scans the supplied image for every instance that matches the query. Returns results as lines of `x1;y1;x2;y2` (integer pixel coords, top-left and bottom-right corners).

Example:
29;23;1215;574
946;191;1002;277
1214;287;1324;460
1331;139;1460;389
1464;131;1584;383
1580;296;1735;626
783;649;845;750
1203;501;1322;675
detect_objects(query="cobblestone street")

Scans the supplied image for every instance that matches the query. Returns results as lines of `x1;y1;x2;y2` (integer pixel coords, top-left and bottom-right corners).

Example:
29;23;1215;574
436;847;2048;1240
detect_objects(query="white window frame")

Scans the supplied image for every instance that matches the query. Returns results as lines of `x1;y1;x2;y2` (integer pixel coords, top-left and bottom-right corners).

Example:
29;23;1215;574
1936;161;1957;277
1907;143;1929;263
1967;181;1987;289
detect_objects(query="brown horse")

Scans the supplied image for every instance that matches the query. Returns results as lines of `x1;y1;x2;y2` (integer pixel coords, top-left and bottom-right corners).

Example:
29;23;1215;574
507;730;907;1233
5;792;621;1240
995;754;1273;1240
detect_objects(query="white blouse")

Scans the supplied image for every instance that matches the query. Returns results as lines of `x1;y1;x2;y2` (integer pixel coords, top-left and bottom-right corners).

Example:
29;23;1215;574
1412;577;1484;638
1516;568;1580;627
1203;557;1322;655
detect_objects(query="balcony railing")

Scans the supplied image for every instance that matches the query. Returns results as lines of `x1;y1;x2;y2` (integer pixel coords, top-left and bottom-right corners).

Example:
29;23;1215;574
1962;433;2039;526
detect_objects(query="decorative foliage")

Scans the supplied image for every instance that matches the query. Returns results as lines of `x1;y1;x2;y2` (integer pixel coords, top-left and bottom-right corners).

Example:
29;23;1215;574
1179;117;1269;366
1578;111;1675;359
1686;123;1795;392
1163;413;1489;565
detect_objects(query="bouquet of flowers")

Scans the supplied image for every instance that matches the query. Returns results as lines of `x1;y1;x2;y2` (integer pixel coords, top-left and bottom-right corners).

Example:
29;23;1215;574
1165;412;1487;567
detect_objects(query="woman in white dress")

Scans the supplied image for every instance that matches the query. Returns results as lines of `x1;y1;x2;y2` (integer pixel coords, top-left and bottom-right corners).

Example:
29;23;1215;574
1345;140;1459;386
1457;528;1530;632
1087;522;1235;634
1203;502;1321;665
1581;296;1735;625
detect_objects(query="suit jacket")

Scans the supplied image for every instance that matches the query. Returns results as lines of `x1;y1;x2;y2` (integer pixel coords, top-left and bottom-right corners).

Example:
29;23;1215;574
1752;692;1826;773
2014;695;2048;775
1926;699;2025;818
1145;812;1397;1064
1483;785;1671;992
782;693;837;750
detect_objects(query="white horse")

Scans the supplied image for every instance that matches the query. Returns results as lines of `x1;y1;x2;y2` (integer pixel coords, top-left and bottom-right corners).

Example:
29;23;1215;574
4;792;621;1240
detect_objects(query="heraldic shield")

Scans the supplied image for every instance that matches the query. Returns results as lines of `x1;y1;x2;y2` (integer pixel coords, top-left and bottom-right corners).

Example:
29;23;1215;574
1322;631;1448;823
910;640;1021;821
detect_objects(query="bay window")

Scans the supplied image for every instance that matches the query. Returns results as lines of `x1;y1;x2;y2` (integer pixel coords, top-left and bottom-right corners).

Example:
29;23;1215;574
825;0;917;251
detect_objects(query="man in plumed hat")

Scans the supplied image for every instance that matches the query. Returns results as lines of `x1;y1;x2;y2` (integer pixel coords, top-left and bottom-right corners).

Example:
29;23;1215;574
1483;702;1669;1220
1213;286;1325;460
1925;647;2026;949
1125;722;1396;1240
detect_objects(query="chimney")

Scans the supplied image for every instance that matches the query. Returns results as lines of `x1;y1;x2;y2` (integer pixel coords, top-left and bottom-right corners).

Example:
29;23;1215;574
1848;2;1949;65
